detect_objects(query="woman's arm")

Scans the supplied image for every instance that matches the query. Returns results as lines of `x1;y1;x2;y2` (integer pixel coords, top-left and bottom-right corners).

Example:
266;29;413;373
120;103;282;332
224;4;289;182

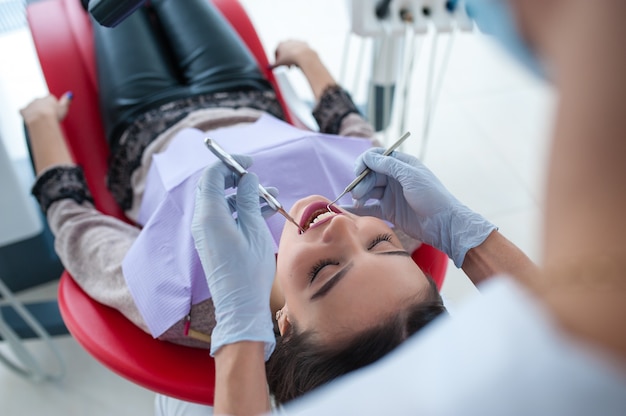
46;199;146;329
272;40;375;140
23;93;148;331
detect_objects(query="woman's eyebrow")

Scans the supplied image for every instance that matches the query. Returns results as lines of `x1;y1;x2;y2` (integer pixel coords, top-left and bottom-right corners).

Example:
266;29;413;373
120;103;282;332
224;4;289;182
376;250;410;257
310;263;354;301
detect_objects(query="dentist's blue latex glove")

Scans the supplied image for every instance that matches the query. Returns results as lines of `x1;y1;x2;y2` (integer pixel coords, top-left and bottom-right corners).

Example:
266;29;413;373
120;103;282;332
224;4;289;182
225;187;280;220
191;155;277;360
350;148;497;267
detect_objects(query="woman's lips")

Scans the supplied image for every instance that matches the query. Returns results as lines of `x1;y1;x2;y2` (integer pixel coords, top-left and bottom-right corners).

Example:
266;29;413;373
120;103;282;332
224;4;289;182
299;201;342;232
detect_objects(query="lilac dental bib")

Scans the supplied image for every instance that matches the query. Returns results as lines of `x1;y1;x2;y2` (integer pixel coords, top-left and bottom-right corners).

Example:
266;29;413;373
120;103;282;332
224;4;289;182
122;114;372;337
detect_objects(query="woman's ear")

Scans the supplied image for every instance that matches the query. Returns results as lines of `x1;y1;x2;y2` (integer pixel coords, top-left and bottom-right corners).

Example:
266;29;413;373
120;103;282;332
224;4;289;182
276;306;291;336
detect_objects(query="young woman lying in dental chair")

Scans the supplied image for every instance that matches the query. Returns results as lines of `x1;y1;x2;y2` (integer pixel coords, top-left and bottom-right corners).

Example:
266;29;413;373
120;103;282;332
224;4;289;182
22;0;532;405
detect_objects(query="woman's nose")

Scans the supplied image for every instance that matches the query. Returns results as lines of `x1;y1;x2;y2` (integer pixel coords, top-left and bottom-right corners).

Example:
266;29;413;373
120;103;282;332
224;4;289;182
321;214;358;245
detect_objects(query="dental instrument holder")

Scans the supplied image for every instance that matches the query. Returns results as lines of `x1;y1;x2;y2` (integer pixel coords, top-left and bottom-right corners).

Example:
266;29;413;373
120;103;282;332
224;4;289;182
204;138;304;232
327;131;411;209
347;0;473;142
369;36;403;131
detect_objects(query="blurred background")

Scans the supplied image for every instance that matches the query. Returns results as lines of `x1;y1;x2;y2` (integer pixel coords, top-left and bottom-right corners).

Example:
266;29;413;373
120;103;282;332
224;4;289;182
0;0;554;414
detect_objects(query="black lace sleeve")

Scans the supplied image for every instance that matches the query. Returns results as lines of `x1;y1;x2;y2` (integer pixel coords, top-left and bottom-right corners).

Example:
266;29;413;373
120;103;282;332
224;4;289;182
31;166;94;215
312;85;361;134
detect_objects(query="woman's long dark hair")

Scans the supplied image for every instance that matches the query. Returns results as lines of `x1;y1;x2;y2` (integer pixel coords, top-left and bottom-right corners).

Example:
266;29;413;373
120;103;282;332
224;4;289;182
266;277;447;404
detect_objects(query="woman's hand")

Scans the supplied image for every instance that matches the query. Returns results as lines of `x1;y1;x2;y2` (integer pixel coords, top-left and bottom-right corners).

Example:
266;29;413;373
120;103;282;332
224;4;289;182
20;92;73;125
21;92;75;174
349;148;496;268
191;156;277;360
271;40;336;101
272;40;319;70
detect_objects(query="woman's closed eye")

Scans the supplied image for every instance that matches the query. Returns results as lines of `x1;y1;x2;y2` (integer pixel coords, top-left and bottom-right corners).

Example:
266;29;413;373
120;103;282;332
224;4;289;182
308;233;396;283
308;258;339;284
367;233;394;250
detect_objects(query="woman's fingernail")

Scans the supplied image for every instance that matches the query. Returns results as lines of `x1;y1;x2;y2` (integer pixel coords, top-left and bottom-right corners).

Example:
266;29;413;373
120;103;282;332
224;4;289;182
66;91;74;100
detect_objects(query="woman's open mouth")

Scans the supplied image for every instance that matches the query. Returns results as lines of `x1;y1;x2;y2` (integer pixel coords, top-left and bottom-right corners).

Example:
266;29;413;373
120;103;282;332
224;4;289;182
299;202;342;233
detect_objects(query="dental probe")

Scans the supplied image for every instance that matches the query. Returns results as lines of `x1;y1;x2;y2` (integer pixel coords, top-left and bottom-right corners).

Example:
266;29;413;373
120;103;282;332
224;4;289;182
327;131;411;211
204;138;305;232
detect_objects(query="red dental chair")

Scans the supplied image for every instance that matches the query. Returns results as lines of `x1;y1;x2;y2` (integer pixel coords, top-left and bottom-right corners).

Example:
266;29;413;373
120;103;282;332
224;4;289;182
26;0;447;405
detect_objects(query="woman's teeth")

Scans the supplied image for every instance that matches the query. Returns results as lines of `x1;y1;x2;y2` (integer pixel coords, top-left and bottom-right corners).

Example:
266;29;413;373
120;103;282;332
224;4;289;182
311;211;335;225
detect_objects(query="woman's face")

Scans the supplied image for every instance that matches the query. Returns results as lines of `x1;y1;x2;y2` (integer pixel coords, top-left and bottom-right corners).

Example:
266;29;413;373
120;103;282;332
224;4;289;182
275;195;431;343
